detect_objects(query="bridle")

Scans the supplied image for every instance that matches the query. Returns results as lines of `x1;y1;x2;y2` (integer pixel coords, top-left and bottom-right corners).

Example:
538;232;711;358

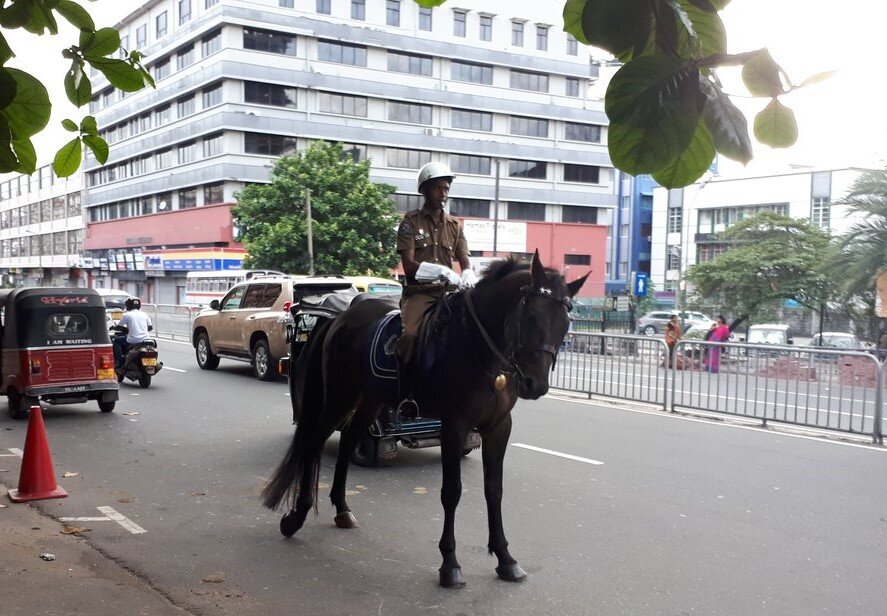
463;283;572;383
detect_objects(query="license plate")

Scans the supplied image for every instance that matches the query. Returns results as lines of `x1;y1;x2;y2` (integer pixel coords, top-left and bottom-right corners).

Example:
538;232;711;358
111;310;123;320
142;357;157;366
98;368;115;380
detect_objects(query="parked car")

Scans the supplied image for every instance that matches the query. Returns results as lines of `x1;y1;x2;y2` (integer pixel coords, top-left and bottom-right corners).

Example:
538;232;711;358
92;288;136;326
806;332;861;350
743;323;794;357
636;310;713;336
191;275;355;380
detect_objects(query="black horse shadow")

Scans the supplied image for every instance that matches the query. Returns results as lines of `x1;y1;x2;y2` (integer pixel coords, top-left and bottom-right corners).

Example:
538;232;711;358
262;251;586;587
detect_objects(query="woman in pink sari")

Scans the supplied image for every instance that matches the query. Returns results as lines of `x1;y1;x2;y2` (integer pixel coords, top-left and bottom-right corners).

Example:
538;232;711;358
706;315;730;373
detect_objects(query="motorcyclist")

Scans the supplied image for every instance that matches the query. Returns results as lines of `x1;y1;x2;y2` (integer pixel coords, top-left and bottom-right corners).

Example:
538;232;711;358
113;297;153;368
394;162;477;418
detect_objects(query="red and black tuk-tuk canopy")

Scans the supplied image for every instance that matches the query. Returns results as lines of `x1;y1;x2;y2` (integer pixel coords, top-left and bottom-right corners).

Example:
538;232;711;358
0;287;112;348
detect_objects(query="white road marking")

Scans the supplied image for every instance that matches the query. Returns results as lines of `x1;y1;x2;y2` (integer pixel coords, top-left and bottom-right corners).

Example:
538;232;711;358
96;506;147;534
511;443;604;465
163;366;187;373
59;516;111;522
7;448;23;458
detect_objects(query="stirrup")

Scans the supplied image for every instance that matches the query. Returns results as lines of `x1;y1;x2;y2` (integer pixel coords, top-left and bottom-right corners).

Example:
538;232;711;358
396;397;419;421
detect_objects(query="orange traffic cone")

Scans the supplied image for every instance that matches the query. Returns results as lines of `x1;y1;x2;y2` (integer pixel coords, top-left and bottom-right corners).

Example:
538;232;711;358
8;406;68;503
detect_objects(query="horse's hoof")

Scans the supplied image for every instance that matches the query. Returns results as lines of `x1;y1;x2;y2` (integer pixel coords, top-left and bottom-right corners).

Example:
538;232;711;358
280;510;304;537
439;567;466;588
496;563;527;582
334;511;358;529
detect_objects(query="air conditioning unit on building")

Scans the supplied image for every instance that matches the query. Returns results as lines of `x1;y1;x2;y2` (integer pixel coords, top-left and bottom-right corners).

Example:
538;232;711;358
424;128;436;136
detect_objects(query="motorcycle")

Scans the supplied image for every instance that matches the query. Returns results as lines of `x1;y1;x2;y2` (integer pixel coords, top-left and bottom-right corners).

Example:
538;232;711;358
111;326;163;388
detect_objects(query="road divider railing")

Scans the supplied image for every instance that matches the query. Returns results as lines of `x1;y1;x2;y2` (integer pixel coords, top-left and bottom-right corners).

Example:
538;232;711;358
552;333;885;445
141;304;201;342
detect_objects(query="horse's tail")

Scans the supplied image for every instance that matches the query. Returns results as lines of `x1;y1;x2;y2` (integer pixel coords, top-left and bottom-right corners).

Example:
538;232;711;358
261;317;334;511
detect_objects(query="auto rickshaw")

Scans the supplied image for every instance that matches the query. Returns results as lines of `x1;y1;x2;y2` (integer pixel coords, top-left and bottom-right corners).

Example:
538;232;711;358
0;287;120;419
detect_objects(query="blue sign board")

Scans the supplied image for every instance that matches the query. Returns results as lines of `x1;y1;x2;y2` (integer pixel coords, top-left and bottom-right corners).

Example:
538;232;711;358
633;272;649;297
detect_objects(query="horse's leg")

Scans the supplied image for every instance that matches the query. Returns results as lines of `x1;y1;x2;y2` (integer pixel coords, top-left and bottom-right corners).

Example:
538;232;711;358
482;414;526;582
438;422;468;588
330;397;381;529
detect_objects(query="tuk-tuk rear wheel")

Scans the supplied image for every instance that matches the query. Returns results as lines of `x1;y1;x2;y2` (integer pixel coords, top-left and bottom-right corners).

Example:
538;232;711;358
99;400;115;413
7;391;35;420
351;430;379;467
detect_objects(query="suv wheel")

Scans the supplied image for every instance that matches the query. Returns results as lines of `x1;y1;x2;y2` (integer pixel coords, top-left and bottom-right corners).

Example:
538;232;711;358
643;325;657;336
252;339;276;381
196;332;220;370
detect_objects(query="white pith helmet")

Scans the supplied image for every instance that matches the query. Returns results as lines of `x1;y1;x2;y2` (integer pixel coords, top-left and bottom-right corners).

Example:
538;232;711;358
417;162;455;191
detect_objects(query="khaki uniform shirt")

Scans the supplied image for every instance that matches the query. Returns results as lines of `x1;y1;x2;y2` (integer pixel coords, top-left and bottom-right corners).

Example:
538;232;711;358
396;208;469;285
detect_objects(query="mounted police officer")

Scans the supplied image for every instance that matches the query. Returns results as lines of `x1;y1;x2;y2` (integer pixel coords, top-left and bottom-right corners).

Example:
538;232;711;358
395;162;477;417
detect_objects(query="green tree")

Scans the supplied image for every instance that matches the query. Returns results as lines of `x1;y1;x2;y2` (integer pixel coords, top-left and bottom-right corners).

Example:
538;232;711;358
416;0;831;188
686;211;836;320
1;0;153;177
233;142;400;275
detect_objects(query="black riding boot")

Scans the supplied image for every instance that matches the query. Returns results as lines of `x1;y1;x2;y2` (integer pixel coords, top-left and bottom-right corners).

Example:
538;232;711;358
396;359;419;421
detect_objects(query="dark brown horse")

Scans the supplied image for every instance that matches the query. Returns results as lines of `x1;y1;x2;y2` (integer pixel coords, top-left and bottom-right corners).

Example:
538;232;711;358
262;251;587;587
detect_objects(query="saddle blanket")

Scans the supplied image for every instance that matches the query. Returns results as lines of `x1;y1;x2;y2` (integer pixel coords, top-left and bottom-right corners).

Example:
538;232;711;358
369;310;401;381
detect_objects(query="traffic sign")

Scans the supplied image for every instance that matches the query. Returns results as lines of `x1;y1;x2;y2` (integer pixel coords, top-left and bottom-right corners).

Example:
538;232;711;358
634;272;649;297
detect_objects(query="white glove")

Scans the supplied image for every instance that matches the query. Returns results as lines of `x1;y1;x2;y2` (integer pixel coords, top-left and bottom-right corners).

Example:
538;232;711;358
460;269;478;288
415;262;461;286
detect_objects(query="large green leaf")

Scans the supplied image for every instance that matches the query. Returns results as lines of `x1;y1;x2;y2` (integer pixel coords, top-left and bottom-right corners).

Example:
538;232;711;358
79;27;119;56
87;57;145;92
53;136;82;177
651;120;715;188
742;49;784;96
605;55;702;127
563;0;589;44
699;78;752;164
676;0;726;57
754;98;798;148
64;60;92;106
608;108;700;176
11;137;36;174
580;0;652;60
2;68;51;138
0;32;13;64
0;1;33;29
24;1;59;35
413;0;446;6
0;114;16;172
82;133;108;163
79;115;98;135
0;67;16;108
55;0;95;31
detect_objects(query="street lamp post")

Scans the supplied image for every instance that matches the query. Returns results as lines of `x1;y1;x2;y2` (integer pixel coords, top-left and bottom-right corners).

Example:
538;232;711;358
492;159;501;257
304;188;314;276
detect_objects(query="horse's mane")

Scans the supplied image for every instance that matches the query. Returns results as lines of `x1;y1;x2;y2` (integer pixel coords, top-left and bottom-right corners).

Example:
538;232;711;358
478;256;563;289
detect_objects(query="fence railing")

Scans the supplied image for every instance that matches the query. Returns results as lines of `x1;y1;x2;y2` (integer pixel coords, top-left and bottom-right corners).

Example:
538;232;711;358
552;332;885;445
141;304;200;341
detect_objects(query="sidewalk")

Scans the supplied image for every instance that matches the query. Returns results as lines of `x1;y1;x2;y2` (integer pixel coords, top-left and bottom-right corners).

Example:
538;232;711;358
0;483;188;616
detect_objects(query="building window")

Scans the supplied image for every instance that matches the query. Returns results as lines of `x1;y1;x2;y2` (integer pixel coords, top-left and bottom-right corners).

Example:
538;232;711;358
136;24;147;48
386;0;400;26
451;60;492;84
511;20;524;46
564;164;600;183
453;10;466;37
245;132;297;155
565;122;601;143
179;187;197;209
667;207;682;233
566;33;578;56
154;104;171;127
565;77;580;97
508;160;547;179
451;109;492;131
479;15;492;41
318;92;367;117
177;95;195;118
156;11;167;37
388;101;432;124
245;81;297;108
388;51;432;76
386;148;431;169
153;58;170;80
450;198;489;218
178;0;191;25
811;197;830;229
510;116;549;137
202;30;221;56
449;154;491;175
203;132;223;157
176;44;195;70
244;27;296;56
202;83;222;108
666;248;681;270
563;205;597;224
564;253;590;265
418;7;432;30
207;0;219;6
392;193;422;213
178;140;197;164
155;149;172;169
318;40;367;66
536;24;548;50
279;0;294;6
204;183;224;205
508;202;545;221
351;0;365;20
510;69;548;92
316;0;331;14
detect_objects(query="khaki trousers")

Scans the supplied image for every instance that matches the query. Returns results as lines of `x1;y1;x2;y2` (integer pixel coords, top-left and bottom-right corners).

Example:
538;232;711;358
394;286;443;364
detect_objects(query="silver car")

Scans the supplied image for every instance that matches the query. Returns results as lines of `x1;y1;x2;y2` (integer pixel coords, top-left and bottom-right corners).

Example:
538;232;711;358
636;310;713;336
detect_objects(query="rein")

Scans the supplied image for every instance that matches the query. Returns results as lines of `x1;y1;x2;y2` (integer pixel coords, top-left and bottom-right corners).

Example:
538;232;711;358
464;289;525;383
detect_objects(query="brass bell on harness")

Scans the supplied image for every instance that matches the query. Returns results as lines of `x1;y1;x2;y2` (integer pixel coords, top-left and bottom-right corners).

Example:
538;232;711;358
493;373;507;391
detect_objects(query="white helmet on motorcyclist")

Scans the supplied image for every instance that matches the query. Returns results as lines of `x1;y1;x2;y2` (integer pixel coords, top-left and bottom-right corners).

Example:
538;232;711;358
125;297;141;311
417;162;455;191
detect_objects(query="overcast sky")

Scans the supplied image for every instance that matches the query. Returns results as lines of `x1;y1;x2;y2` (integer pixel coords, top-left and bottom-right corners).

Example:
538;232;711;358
3;0;885;177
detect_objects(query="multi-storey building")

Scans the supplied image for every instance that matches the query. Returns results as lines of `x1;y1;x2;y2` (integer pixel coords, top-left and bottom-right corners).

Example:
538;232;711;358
78;0;613;301
0;165;85;288
650;167;870;308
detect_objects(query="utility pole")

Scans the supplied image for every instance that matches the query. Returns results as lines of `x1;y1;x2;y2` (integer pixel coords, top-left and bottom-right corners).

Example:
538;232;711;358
492;159;501;257
305;189;315;276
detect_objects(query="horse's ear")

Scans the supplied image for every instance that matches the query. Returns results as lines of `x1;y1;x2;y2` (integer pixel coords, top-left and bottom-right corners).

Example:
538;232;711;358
566;273;588;298
530;249;547;288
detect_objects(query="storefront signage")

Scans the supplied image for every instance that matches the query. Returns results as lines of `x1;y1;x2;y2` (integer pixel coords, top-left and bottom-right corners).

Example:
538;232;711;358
462;220;527;253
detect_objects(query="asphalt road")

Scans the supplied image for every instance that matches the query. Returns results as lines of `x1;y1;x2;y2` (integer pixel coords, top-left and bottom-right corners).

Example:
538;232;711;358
2;339;887;615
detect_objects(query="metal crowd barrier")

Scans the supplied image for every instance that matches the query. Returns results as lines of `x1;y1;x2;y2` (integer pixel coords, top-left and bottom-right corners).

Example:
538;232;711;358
141;304;200;341
552;333;885;445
